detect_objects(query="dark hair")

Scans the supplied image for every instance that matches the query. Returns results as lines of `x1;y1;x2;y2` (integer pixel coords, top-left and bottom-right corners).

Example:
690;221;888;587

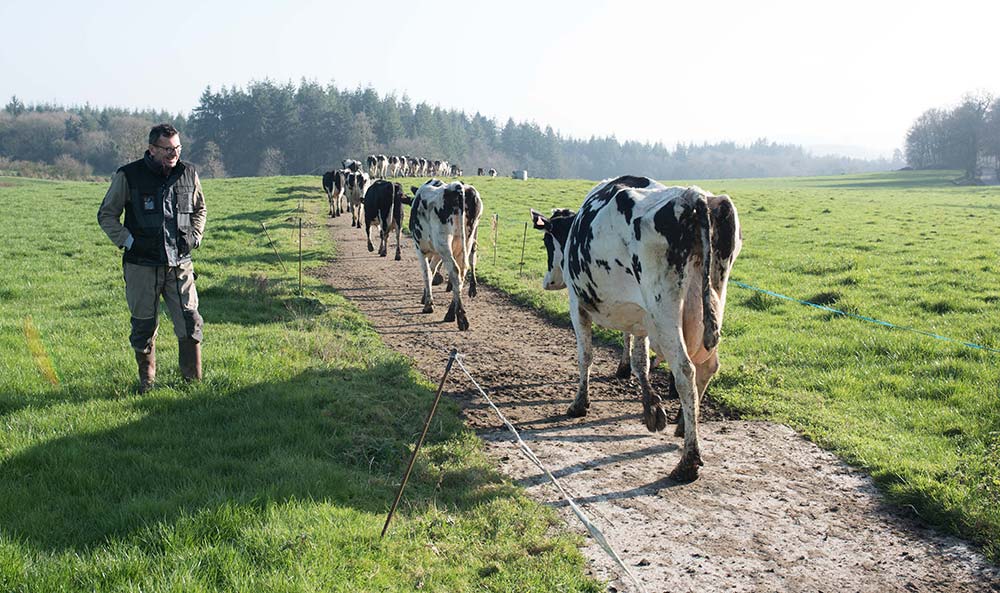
148;123;179;145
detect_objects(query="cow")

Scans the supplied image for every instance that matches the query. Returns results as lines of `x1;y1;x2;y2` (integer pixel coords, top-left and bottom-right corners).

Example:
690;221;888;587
477;167;484;176
366;154;377;177
450;163;463;177
322;169;347;217
488;168;497;177
403;179;482;331
342;158;362;173
529;175;742;482
363;180;406;260
345;171;371;228
388;155;401;178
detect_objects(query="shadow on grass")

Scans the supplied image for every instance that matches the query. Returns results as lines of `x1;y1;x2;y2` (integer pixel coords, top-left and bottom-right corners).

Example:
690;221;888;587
0;361;510;553
197;275;334;326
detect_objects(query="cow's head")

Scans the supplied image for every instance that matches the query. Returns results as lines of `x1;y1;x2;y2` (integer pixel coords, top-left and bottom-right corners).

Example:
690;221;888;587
530;208;576;291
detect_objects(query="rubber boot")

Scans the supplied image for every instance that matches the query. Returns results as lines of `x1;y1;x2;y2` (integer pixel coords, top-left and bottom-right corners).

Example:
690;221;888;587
135;345;156;393
178;338;202;382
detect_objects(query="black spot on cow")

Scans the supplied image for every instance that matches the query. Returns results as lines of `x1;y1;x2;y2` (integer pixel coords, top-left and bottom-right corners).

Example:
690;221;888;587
652;195;700;276
408;196;424;240
615;191;636;224
711;196;738;262
594;259;611;272
437;185;464;225
633;216;642;241
631;254;642;284
655;293;662;303
607;175;652;189
615;258;625;267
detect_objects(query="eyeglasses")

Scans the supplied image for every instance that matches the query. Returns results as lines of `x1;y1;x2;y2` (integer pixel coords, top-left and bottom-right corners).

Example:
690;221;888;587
152;143;182;154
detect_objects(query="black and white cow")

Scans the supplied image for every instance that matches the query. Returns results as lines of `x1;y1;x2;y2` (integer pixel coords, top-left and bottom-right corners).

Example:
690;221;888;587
366;155;377;177
322;169;347;217
477;167;484;176
530;175;742;482
345;171;371;228
450;163;463;177
363;180;406;260
342;158;362;173
488;168;497;177
404;179;482;330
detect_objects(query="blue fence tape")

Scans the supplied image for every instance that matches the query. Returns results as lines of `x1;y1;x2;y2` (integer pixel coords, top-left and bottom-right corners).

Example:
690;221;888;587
731;281;1000;354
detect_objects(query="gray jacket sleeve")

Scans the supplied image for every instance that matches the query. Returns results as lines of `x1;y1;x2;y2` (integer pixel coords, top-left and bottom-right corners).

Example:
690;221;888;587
97;171;133;249
190;171;207;248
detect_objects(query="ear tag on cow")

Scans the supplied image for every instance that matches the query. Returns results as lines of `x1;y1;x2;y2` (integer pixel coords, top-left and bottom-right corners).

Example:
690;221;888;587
143;195;155;211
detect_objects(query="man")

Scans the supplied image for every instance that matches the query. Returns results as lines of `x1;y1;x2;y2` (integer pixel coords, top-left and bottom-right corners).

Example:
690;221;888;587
98;123;206;392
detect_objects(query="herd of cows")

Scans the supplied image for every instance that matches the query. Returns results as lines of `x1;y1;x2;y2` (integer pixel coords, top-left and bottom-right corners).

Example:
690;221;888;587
321;166;742;482
352;154;499;180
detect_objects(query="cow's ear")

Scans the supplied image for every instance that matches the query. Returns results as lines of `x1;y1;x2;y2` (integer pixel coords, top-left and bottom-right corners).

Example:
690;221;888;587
411;186;419;195
401;194;413;206
530;209;549;231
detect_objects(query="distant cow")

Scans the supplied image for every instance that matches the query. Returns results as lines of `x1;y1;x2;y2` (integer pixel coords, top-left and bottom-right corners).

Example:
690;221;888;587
404;179;483;330
450;164;463;177
322;169;347;217
488;168;497;177
342;159;362;173
366;155;377;177
477;167;484;176
345;171;371;228
530;175;742;482
363;180;406;260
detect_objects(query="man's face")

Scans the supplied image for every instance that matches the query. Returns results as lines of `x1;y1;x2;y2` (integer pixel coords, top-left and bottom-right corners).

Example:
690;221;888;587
149;134;182;169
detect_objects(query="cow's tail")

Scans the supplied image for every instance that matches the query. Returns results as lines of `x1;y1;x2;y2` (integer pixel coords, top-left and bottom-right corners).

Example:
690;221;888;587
695;195;720;351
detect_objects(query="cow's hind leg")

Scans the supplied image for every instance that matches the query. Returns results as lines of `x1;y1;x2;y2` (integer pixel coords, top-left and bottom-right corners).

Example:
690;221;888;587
616;332;633;379
394;226;402;261
674;351;720;437
567;306;594;417
417;252;434;312
631;335;666;432
440;254;468;330
467;240;478;297
653;327;702;482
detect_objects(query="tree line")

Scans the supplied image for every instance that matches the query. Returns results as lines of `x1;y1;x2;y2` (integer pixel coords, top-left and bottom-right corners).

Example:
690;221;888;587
904;92;1000;180
2;81;902;181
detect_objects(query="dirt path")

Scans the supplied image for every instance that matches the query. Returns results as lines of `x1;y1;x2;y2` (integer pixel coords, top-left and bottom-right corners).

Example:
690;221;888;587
317;212;1000;592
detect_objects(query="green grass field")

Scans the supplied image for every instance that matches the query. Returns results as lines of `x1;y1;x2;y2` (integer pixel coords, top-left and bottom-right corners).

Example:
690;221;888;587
2;169;998;592
465;171;1000;560
0;176;602;592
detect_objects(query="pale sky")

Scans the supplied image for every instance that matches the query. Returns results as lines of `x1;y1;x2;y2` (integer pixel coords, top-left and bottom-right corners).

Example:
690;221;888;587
2;0;996;159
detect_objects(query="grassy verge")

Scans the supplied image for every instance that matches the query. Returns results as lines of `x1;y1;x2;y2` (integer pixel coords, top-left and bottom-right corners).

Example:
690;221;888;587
463;171;1000;561
0;175;602;592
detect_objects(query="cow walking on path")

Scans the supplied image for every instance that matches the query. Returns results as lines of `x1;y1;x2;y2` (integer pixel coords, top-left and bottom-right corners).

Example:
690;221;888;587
404;179;483;330
531;175;742;481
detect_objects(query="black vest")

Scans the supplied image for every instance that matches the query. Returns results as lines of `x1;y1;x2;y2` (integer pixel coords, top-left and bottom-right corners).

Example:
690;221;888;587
119;152;198;266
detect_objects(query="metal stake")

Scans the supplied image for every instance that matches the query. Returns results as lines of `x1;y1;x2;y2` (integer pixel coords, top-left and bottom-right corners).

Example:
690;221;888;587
381;349;458;538
518;221;528;277
298;217;303;295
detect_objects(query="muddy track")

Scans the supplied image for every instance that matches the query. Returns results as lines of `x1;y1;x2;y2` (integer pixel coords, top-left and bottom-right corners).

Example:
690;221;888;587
317;210;999;592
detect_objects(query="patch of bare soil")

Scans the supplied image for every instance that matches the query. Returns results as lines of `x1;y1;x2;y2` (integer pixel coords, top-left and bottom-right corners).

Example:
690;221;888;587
317;213;1000;592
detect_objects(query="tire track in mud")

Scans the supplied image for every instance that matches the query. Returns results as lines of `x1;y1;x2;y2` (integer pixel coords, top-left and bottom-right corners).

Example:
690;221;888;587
317;211;999;592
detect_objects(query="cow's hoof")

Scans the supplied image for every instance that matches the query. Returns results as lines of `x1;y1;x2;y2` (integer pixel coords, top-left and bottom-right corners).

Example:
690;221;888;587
379;250;387;257
394;253;401;261
644;404;667;432
367;244;374;252
443;302;456;323
422;303;434;314
614;363;632;379
669;451;703;483
468;284;477;298
432;272;444;286
567;402;589;418
457;313;469;331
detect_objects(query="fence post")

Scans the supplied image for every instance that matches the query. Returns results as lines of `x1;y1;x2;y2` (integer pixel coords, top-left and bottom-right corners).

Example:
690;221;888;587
298;217;303;296
518;221;528;277
491;213;498;267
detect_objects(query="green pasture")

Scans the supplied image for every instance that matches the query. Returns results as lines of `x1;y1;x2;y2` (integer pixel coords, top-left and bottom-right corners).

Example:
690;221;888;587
0;176;601;592
464;170;1000;560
